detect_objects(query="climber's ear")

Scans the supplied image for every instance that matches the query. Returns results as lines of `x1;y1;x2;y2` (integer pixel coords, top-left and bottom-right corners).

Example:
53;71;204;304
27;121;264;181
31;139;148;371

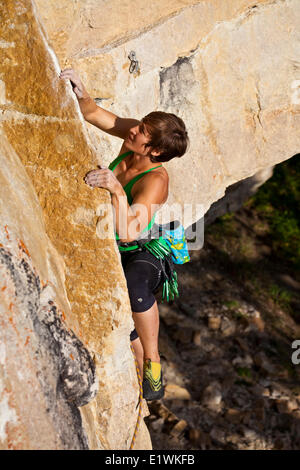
150;149;161;158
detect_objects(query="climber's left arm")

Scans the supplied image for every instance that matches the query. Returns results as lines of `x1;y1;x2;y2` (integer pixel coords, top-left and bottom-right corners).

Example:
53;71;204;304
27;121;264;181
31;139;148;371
84;168;168;242
84;167;139;241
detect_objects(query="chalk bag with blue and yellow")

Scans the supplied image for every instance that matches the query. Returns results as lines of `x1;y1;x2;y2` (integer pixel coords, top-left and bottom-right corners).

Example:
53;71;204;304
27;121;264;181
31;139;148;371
143;221;190;302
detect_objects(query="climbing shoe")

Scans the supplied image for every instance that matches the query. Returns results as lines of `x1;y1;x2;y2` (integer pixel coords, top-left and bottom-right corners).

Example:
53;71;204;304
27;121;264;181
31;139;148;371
142;359;164;401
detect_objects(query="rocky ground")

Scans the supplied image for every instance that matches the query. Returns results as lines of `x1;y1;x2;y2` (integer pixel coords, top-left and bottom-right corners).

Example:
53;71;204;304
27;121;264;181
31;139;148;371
144;203;300;450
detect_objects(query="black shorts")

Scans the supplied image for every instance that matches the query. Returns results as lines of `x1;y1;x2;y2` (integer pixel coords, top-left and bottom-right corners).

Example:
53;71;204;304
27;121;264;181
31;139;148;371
121;249;165;342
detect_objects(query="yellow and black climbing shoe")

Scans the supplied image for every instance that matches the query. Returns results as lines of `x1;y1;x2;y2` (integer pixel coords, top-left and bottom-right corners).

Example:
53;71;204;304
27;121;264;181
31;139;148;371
142;359;164;401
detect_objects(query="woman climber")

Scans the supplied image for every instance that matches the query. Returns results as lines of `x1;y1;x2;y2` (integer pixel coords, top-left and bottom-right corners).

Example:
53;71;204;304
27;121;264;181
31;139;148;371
60;68;189;401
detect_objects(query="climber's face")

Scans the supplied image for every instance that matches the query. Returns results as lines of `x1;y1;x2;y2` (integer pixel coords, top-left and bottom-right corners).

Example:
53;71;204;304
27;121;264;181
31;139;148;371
125;122;160;159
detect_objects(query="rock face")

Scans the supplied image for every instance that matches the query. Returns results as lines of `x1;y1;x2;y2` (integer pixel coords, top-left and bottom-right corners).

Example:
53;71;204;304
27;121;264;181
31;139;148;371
0;0;150;450
1;0;299;451
35;0;300;226
0;183;96;449
204;165;275;226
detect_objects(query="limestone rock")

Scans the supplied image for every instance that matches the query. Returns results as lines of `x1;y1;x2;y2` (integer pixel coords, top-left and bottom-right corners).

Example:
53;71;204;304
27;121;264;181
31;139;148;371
202;381;223;411
204;166;274;225
208;314;222;330
35;0;300;228
170;419;188;438
189;428;212;449
2;0;300;451
164;383;192;401
275;398;299;414
220;316;236;337
225;408;245;425
0;134;97;449
0;0;150;450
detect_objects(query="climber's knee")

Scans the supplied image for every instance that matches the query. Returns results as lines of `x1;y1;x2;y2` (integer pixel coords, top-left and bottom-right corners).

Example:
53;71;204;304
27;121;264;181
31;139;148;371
125;263;156;312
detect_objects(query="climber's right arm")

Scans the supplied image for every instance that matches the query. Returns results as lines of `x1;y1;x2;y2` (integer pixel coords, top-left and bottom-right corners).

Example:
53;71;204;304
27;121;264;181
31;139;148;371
59;69;139;139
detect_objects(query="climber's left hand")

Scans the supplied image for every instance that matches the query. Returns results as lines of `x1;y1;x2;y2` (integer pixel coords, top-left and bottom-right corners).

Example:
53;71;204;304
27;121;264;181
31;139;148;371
84;167;122;195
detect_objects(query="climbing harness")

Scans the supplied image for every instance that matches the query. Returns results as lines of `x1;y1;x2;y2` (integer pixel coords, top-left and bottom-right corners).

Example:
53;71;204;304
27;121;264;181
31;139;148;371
118;221;190;303
118;237;178;302
129;343;143;450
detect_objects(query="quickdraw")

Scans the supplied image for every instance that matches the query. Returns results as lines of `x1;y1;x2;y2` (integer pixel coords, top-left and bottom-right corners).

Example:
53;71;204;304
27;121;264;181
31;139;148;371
143;238;179;303
128;51;140;74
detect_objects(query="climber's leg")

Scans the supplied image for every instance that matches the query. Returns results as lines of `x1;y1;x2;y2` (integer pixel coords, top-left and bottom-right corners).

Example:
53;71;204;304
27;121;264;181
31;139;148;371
124;255;161;363
133;301;163;401
132;301;160;363
122;251;164;399
131;336;144;378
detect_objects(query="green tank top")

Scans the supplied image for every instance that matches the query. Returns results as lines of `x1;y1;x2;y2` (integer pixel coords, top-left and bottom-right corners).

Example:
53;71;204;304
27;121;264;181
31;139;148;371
108;150;162;241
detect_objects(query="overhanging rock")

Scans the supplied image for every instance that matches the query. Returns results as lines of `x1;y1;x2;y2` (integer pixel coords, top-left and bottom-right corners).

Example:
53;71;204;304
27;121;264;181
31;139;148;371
35;0;300;226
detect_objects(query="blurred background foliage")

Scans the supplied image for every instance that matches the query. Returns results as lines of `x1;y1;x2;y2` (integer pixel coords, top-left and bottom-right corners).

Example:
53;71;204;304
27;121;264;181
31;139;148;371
248;153;300;271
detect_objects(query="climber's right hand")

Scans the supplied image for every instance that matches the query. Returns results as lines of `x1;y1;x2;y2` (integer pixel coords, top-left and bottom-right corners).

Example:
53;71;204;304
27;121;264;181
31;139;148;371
59;68;86;99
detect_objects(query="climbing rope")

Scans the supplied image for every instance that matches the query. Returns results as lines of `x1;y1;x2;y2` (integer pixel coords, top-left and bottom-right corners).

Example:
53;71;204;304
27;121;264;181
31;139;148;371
129;344;143;450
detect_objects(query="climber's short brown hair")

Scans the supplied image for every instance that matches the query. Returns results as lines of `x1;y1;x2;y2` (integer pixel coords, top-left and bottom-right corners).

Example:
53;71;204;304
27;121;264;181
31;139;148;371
141;111;189;163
